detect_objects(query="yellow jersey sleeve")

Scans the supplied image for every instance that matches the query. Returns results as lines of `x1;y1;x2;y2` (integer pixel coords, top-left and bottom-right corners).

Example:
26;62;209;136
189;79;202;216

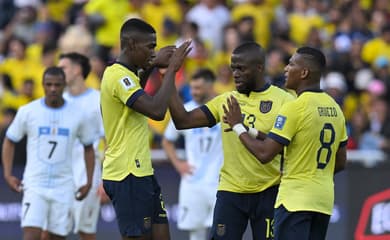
101;63;153;181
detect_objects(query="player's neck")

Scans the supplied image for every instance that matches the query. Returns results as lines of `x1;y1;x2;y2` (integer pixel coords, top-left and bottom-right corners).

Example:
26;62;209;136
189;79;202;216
67;79;88;96
296;83;321;96
45;98;65;108
117;56;138;74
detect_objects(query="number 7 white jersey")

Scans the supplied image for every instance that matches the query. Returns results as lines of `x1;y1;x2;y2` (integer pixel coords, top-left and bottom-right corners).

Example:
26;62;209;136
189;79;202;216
6;98;97;196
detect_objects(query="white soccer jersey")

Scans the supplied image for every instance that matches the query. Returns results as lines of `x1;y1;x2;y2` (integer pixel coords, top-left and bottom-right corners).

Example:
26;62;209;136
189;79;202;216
6;98;97;199
64;88;104;189
164;100;223;186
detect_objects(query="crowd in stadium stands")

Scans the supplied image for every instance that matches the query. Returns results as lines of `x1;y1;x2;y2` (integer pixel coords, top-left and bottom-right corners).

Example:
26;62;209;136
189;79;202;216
0;0;389;161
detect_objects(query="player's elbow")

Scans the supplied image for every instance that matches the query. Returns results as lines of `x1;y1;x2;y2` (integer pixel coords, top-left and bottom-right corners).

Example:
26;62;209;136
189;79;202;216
149;111;166;121
256;151;275;164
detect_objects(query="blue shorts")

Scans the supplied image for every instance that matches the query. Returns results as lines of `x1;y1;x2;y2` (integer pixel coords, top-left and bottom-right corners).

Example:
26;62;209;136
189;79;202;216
103;174;168;237
210;185;278;240
274;205;330;240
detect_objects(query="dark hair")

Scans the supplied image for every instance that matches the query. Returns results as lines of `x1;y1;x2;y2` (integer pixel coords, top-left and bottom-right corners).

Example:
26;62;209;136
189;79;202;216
43;66;65;81
59;52;91;79
120;18;156;50
191;68;216;83
120;18;155;39
42;42;57;55
296;46;326;72
232;41;266;65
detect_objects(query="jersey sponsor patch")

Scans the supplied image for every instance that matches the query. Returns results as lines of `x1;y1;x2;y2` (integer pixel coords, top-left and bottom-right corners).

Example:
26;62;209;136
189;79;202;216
274;115;286;130
119;76;135;90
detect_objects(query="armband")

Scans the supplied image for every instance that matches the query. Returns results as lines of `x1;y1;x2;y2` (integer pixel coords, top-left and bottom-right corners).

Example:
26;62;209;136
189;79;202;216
248;127;258;138
232;123;247;136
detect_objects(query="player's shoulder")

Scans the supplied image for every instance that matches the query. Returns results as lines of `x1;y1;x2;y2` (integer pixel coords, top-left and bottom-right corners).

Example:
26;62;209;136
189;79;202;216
104;63;138;80
268;85;296;99
16;98;42;114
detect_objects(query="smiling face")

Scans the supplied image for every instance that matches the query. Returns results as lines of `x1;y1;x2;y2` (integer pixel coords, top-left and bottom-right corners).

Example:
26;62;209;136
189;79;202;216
230;52;258;94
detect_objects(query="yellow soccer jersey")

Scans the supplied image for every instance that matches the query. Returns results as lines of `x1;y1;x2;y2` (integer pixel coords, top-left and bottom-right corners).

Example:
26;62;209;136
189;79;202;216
203;84;294;193
100;63;153;181
269;90;348;215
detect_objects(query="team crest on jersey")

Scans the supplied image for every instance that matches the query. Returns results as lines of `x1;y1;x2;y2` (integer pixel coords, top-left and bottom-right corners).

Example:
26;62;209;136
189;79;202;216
217;224;226;236
259;100;273;113
120;76;135;90
274;115;287;130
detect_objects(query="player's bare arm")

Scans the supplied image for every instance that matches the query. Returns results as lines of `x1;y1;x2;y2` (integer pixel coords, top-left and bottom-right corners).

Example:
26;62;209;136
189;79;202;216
168;92;211;129
334;145;347;174
131;41;191;120
76;144;95;201
2;137;22;193
223;95;283;164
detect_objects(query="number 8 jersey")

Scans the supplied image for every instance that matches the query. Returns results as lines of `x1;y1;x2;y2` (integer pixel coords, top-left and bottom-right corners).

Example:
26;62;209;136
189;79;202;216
268;90;348;215
6;98;97;196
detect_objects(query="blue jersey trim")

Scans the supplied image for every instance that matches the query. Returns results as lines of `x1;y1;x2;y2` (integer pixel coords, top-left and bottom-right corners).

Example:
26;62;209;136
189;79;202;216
126;89;145;108
339;140;348;148
200;105;216;127
268;132;290;146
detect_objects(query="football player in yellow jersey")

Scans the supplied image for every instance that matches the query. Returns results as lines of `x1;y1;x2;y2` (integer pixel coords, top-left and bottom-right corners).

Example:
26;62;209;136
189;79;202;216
223;47;348;240
100;18;191;240
168;42;294;240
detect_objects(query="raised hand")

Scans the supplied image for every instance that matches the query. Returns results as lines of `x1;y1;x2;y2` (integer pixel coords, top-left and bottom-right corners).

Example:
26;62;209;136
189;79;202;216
223;95;243;128
153;45;176;68
167;40;192;72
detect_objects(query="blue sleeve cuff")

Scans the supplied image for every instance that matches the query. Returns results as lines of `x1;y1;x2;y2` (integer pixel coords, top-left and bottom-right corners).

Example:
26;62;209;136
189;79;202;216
200;105;216;127
126;89;145;108
268;132;290;146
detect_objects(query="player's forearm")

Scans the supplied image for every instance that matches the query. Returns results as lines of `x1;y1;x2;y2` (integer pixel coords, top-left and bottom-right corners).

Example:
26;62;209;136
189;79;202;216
138;68;154;88
2;138;15;178
238;133;272;163
334;146;347;174
144;69;177;120
84;145;95;186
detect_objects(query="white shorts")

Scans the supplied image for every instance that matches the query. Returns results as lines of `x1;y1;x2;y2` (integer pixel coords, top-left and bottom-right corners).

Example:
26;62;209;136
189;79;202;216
72;189;101;234
177;181;217;230
21;189;72;236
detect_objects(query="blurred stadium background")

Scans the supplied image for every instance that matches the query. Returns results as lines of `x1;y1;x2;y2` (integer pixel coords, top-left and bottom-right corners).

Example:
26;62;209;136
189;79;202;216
0;0;390;239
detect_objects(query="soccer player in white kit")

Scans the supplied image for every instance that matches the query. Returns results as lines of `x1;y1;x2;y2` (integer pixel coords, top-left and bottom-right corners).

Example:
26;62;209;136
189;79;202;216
2;66;96;240
162;69;223;240
58;52;105;240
